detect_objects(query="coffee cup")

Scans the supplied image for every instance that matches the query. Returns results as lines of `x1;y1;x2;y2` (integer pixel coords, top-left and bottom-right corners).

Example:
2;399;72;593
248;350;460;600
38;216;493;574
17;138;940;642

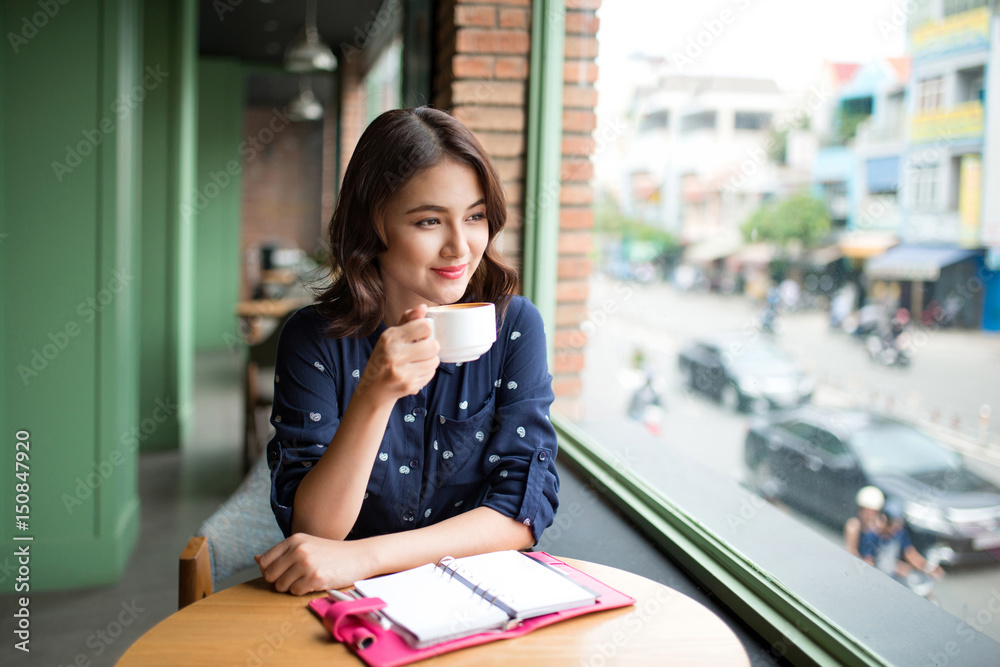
426;302;497;363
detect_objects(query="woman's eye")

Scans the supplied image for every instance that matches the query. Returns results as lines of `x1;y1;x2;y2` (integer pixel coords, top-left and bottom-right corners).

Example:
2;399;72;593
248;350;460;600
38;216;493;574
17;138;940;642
468;212;486;222
415;218;439;227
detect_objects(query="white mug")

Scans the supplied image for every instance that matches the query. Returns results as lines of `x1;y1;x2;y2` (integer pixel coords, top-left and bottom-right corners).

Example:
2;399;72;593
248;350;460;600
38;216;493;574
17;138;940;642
426;302;497;363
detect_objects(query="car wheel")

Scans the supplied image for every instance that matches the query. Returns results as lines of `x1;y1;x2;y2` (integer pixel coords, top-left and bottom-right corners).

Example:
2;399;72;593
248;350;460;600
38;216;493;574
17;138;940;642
753;460;781;500
720;383;742;412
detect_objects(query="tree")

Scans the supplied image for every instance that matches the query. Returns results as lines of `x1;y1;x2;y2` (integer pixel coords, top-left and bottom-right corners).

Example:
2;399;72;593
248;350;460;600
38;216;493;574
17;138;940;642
740;191;830;250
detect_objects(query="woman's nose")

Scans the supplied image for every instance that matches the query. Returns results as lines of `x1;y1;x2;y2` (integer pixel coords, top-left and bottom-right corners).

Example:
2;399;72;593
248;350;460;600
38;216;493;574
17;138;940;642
442;221;469;257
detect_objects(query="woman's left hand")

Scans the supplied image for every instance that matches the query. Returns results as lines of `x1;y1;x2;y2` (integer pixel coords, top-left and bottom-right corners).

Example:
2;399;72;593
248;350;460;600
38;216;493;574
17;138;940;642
256;533;374;595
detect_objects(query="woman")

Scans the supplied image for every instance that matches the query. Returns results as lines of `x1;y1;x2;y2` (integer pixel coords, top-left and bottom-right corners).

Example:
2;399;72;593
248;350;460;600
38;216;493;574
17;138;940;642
255;107;560;595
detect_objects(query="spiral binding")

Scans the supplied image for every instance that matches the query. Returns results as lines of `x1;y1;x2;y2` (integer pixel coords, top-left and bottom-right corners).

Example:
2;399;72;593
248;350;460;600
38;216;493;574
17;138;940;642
433;557;511;614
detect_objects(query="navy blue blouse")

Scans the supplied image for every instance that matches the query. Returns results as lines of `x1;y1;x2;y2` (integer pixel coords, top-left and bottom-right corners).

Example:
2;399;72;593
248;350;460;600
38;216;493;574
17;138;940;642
266;295;560;543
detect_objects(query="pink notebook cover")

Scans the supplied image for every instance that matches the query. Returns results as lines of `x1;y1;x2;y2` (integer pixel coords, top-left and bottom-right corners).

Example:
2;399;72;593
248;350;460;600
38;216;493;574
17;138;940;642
308;552;636;667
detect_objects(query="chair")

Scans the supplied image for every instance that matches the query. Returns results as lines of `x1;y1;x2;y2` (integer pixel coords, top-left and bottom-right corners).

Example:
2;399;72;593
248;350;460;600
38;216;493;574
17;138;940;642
178;454;286;609
243;309;296;471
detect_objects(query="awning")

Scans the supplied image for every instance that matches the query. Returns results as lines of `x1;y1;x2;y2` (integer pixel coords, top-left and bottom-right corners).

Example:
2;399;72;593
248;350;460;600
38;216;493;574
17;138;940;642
807;245;844;267
839;231;898;259
685;234;744;263
865;245;981;282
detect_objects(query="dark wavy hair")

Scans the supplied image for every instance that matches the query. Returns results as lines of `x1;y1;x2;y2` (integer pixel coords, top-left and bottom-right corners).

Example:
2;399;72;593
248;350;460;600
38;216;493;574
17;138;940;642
315;107;519;338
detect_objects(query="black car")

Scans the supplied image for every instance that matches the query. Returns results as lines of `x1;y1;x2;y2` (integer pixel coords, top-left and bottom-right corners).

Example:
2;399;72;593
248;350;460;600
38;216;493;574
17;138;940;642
677;335;813;413
744;406;1000;565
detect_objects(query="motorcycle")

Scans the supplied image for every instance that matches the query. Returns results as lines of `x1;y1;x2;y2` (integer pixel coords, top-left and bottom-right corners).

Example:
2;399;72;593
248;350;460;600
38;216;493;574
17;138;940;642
865;331;912;368
627;372;665;435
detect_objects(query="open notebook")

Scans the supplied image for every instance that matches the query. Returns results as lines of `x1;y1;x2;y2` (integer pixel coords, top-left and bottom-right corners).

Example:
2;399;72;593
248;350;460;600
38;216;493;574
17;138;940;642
351;550;598;648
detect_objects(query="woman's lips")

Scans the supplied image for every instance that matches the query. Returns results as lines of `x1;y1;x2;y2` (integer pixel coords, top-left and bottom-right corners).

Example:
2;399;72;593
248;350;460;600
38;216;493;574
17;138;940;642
432;264;467;280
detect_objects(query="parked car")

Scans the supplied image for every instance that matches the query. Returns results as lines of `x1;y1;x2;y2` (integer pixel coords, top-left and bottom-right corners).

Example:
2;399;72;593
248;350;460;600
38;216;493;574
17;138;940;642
744;406;1000;565
677;335;813;413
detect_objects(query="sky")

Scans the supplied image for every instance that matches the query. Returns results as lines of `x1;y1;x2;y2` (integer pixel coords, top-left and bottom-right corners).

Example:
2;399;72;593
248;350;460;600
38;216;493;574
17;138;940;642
595;0;909;117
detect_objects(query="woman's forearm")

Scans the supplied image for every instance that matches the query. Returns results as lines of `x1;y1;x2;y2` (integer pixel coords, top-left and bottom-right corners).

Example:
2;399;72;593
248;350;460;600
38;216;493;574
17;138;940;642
291;385;396;538
362;506;534;578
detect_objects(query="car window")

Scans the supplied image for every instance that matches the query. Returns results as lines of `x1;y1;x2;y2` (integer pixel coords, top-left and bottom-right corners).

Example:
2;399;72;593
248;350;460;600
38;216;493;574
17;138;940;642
782;422;814;441
811;428;848;457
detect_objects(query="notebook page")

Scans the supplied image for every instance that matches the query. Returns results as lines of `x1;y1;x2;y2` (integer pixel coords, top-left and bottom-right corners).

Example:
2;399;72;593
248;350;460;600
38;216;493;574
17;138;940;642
449;551;597;619
353;563;510;647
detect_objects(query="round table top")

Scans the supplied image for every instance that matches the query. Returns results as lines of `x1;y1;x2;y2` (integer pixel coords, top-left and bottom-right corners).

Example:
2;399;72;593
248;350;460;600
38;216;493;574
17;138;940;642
117;557;750;666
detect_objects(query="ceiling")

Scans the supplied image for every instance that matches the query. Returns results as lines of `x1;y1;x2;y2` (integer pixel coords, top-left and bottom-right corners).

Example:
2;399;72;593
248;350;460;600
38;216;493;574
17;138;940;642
199;0;390;67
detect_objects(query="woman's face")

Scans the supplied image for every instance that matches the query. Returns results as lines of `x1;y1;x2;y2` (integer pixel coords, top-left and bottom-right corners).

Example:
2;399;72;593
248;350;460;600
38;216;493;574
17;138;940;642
378;159;489;324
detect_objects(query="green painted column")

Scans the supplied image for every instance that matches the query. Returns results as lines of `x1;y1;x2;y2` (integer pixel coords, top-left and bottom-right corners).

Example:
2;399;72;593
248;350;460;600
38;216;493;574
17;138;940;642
1;0;142;590
193;58;245;351
137;0;198;451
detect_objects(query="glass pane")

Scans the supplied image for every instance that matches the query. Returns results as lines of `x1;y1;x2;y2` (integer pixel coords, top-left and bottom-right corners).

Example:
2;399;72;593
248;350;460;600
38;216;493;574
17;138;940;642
566;0;1000;643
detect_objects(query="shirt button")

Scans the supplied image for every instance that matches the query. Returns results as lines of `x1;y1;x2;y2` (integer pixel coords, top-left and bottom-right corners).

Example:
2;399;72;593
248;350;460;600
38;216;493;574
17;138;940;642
537;451;548;462
409;459;420;468
403;510;415;522
411;407;423;416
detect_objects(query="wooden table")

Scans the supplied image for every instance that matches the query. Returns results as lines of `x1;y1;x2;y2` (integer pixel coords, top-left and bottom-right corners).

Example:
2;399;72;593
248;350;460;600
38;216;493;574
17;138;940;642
118;558;750;666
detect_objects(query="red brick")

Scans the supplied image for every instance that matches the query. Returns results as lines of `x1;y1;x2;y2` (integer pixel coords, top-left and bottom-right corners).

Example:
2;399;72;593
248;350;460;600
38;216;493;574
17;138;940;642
558;256;592;280
562;135;596;157
452;55;495;78
560;207;593;229
495;56;529;79
566;0;602;10
565;35;599;59
563;110;597;133
555;303;589;326
455;5;496;27
554;329;588;350
565;11;599;35
561;157;593;182
498;8;530;29
552;376;584;396
554;351;586;373
558;231;593;254
563;85;598;109
456;28;530;54
453;105;525;132
504;182;523;203
493;157;524;181
556;279;590;302
560;184;593;206
564;60;599;84
475;131;526;157
452;80;525;105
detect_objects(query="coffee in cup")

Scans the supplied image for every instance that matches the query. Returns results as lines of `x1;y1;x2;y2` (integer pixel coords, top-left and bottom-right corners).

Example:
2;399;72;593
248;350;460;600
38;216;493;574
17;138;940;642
426;302;497;363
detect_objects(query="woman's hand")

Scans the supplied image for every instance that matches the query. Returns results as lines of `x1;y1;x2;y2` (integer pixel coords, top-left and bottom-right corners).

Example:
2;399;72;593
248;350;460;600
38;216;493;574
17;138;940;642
356;304;440;402
256;533;376;595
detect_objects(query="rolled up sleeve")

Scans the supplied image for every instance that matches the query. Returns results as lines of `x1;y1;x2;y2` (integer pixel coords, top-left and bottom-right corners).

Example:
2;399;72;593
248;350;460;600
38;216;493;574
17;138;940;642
480;300;560;542
265;308;342;537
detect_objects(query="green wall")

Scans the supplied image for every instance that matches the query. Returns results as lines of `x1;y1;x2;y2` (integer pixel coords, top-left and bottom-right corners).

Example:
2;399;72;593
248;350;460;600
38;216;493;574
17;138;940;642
193;58;245;351
0;0;198;590
138;0;198;451
1;0;141;590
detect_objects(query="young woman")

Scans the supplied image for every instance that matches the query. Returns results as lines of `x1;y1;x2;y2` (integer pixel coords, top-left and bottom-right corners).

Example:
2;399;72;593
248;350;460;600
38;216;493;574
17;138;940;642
255;107;560;595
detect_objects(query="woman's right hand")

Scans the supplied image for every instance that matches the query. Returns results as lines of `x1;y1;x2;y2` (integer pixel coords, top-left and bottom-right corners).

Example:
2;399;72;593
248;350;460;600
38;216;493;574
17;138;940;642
356;304;440;402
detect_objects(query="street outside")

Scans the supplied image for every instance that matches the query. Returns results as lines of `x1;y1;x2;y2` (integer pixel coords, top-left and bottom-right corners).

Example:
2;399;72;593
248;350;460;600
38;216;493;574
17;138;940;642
570;272;1000;642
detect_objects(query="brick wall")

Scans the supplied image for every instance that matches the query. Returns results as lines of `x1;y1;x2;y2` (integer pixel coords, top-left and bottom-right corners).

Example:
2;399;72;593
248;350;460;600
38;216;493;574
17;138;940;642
432;0;600;418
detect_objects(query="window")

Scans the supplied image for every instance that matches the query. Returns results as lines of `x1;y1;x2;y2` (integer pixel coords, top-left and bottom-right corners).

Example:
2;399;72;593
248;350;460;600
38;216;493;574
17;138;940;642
957;65;985;104
917;77;945;113
680;110;717;133
566;1;1000;660
943;0;988;16
910;164;940;210
639;109;670;132
734;112;772;130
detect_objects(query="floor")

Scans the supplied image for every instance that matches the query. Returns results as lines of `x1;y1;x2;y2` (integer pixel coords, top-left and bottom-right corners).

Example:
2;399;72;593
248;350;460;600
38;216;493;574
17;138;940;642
2;350;780;667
